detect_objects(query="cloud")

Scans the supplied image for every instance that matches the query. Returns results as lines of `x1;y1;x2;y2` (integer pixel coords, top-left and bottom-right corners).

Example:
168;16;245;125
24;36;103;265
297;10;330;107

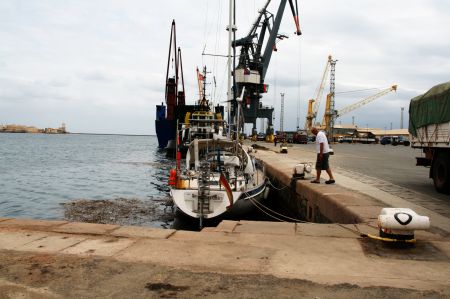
0;0;449;134
78;70;112;82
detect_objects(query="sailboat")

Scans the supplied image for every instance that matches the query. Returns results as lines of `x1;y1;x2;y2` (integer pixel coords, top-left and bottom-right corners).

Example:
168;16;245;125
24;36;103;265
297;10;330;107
170;137;266;223
170;51;267;223
170;77;266;223
169;0;306;224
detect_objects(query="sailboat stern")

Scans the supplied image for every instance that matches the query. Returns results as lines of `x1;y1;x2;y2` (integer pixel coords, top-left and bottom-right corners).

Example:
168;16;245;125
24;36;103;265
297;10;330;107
171;189;242;219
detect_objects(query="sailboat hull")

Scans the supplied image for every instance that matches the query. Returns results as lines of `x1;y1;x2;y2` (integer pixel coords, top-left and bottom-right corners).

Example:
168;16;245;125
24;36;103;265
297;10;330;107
171;180;266;220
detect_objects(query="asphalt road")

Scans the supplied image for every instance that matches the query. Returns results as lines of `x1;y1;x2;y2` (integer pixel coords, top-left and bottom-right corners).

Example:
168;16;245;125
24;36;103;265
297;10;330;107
293;142;450;216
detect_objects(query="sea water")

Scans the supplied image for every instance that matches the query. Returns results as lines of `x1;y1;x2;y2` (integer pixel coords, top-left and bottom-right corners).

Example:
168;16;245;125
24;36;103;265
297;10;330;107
0;134;172;225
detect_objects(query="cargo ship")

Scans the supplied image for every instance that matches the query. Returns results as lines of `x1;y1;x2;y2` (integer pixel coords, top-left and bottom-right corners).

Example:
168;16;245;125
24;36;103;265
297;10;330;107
155;20;223;154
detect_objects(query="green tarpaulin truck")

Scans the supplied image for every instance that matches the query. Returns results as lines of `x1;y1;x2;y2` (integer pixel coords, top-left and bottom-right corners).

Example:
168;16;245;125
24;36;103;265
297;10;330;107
409;81;450;194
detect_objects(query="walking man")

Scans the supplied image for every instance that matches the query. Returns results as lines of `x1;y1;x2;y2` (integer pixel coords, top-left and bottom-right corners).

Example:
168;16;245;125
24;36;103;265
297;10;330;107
311;127;335;184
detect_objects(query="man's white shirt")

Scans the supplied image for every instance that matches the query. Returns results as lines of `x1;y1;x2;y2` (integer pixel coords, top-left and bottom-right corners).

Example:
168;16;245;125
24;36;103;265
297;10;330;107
315;131;330;153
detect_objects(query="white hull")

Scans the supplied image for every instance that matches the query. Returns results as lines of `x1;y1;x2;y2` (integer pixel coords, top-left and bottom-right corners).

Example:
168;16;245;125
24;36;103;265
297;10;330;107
170;138;266;220
171;179;266;219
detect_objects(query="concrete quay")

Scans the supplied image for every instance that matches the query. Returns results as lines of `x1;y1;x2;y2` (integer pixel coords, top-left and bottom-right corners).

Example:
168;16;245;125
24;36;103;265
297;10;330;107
1;145;450;297
0;216;449;297
251;143;450;235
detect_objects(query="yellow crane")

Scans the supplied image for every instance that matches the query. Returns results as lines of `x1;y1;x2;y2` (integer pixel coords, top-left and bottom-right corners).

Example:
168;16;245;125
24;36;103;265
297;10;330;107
321;85;398;134
304;55;333;134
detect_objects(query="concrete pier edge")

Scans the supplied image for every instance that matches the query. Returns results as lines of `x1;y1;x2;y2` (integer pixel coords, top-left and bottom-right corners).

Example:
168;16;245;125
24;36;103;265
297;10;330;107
0;217;449;293
1;147;449;294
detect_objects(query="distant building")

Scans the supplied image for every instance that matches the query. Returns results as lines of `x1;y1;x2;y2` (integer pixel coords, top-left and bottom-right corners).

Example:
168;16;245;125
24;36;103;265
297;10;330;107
369;129;409;139
0;123;67;134
332;124;357;138
332;125;408;140
1;124;41;133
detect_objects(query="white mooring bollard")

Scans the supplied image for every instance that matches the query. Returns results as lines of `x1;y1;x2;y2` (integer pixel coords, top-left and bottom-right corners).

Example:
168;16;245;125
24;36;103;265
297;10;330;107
292;163;313;179
377;208;430;241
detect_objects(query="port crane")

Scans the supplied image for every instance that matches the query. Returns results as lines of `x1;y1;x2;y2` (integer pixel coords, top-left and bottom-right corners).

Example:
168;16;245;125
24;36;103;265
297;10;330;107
164;20;186;121
304;55;334;134
321;84;398;134
231;0;302;141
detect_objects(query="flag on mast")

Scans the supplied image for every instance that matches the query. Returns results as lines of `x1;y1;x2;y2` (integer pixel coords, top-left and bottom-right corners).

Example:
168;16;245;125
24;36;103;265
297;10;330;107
219;172;233;209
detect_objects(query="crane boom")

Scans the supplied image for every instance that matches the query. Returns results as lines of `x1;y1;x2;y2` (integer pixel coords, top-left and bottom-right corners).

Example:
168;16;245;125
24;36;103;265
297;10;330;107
232;0;302;138
336;85;397;117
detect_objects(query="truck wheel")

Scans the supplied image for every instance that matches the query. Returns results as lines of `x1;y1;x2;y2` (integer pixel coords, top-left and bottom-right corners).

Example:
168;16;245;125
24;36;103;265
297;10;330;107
433;153;450;194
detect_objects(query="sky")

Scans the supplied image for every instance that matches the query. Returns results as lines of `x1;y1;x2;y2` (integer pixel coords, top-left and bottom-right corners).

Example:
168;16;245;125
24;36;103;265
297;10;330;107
0;0;449;135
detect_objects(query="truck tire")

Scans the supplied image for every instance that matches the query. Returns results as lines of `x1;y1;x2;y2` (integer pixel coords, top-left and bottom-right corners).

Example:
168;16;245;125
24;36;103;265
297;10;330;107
432;153;450;194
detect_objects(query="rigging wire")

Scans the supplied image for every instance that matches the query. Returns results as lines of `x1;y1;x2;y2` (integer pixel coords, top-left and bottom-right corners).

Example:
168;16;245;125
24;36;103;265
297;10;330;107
202;0;210;67
297;32;302;129
273;53;278;131
212;0;223;106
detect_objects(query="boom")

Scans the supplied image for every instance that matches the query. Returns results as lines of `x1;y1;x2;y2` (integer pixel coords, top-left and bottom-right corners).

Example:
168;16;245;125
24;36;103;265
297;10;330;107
336;85;397;117
232;0;302;138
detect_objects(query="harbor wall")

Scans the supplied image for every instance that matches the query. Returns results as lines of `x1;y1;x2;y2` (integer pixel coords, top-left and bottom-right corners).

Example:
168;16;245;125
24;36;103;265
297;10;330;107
264;161;363;224
253;148;386;225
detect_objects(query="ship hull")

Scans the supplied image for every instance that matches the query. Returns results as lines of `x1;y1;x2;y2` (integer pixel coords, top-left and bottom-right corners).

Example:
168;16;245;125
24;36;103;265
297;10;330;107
155;119;176;149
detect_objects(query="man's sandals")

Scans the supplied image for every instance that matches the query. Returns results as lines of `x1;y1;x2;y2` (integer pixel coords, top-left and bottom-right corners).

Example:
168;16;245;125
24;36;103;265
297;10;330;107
311;179;335;184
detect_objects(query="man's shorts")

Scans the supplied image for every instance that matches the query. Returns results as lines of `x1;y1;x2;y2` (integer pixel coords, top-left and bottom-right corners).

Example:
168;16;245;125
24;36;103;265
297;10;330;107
316;153;330;170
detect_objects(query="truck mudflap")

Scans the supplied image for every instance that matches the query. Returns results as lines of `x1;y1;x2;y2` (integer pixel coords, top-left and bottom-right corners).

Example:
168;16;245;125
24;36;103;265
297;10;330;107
416;157;431;167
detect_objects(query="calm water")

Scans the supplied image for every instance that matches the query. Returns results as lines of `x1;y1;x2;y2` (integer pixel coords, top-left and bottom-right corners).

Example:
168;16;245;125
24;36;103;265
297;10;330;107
0;134;172;224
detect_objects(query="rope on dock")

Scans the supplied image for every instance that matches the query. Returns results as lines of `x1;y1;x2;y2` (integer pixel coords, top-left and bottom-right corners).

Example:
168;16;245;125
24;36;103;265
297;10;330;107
248;196;308;223
336;223;364;237
265;177;290;191
257;178;404;242
249;196;412;243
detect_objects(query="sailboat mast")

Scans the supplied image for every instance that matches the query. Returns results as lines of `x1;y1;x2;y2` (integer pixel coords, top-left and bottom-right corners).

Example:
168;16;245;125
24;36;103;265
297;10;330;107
226;0;234;136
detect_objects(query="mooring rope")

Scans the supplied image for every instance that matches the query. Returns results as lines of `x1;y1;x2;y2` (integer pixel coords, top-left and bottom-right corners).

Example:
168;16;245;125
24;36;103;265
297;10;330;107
248;194;414;242
265;177;290;191
248;197;288;222
248;174;414;243
336;223;364;237
248;195;308;223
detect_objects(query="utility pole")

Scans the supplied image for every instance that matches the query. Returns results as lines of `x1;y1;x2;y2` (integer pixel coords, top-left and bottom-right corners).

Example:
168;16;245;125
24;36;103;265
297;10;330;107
280;93;285;133
400;107;404;129
390;122;393;130
352;116;355;126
